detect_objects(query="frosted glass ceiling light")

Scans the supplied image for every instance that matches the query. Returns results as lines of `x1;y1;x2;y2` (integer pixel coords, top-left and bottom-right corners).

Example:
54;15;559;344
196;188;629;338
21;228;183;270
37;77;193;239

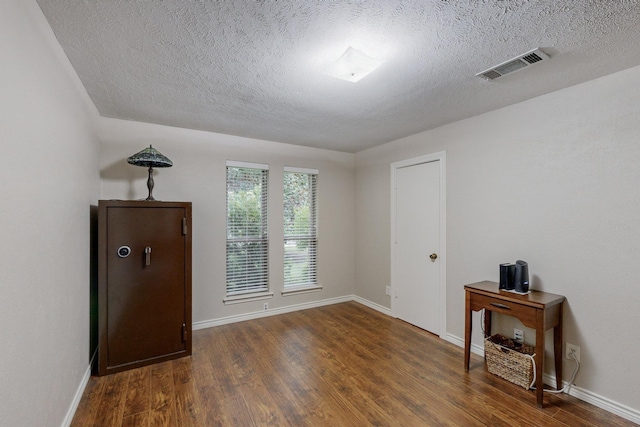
323;46;384;83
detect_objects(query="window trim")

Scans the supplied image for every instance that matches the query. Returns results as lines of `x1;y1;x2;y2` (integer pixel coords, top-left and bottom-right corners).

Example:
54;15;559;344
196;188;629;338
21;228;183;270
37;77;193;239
225;161;270;300
283;168;318;290
284;166;318;174
223;291;274;305
281;285;322;296
227;160;269;170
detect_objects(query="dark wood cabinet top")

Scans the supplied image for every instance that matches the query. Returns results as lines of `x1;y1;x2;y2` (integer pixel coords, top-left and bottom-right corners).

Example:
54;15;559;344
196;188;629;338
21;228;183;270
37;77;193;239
464;280;565;309
99;199;191;208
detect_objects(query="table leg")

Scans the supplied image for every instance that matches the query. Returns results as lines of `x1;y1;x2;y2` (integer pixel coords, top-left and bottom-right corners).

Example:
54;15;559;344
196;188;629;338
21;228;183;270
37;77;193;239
554;303;564;390
484;309;492;338
464;291;471;371
535;313;545;408
464;292;471;372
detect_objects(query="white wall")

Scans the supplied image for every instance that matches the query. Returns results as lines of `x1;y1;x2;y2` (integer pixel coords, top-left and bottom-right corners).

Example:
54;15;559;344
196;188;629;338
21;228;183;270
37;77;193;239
99;118;356;324
0;2;100;426
355;64;640;412
7;0;640;421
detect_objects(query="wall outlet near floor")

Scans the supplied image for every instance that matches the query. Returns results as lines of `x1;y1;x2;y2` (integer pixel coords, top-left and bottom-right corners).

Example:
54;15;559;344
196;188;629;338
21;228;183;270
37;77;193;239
263;302;269;311
514;328;524;343
566;343;580;363
386;286;391;296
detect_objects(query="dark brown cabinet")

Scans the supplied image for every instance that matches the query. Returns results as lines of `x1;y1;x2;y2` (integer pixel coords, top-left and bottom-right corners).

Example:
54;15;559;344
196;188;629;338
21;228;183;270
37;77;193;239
97;200;192;375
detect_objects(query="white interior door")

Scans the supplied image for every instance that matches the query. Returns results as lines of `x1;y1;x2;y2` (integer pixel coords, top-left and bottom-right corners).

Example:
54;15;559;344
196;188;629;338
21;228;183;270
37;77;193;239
393;160;441;334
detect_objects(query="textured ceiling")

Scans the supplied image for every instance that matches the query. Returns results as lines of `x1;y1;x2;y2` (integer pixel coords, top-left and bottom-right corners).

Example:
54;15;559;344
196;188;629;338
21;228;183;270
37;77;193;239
36;0;640;153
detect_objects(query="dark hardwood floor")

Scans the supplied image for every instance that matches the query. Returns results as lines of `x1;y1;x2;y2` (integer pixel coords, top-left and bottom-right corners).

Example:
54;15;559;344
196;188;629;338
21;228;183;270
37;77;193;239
72;302;635;426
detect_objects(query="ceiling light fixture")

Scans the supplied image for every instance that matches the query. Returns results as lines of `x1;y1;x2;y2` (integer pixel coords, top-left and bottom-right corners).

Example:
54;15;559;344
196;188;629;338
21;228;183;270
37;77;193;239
322;46;384;83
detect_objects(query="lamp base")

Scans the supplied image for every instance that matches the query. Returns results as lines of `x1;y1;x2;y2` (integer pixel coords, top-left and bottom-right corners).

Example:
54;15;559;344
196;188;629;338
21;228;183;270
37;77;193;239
146;166;155;201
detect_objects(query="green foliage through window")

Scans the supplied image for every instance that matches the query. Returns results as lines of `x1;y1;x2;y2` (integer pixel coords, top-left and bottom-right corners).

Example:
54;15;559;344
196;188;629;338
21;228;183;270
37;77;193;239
284;171;317;287
226;165;268;295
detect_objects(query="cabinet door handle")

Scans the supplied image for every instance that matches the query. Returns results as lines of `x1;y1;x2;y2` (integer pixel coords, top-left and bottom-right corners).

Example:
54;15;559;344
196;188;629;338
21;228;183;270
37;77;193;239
490;302;510;310
145;246;152;266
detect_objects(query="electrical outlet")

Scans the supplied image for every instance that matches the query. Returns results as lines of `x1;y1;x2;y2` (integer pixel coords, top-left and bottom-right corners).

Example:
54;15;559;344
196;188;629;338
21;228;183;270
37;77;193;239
514;328;524;343
263;302;268;311
566;343;580;363
386;286;391;296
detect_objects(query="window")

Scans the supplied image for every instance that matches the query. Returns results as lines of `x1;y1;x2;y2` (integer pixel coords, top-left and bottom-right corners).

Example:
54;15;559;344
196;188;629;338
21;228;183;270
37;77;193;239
226;162;269;297
283;167;318;289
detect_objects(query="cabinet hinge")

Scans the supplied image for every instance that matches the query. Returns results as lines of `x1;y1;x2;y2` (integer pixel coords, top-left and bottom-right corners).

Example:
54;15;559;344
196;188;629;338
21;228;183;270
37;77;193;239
182;218;187;235
182;323;187;342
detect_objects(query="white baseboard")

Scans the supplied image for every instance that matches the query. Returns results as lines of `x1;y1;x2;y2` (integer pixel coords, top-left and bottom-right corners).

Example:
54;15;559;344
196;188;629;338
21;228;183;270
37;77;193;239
541;372;640;424
352;295;392;316
61;352;94;427
445;333;485;356
446;333;640;425
193;295;392;331
192;295;355;330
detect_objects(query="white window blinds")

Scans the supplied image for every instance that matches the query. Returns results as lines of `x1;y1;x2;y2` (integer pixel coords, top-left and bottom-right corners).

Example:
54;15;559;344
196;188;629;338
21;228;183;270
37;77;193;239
283;168;318;288
226;163;269;295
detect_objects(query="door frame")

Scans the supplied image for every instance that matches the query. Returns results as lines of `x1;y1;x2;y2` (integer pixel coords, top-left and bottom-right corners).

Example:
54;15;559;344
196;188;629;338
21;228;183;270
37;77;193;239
390;151;447;338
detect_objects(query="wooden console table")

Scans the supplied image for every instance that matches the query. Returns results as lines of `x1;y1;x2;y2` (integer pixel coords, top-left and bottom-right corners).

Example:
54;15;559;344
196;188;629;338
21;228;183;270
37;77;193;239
464;281;565;407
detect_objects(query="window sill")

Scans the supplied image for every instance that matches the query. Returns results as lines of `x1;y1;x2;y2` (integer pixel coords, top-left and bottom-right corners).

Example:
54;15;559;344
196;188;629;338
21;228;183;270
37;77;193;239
223;292;274;305
281;285;323;296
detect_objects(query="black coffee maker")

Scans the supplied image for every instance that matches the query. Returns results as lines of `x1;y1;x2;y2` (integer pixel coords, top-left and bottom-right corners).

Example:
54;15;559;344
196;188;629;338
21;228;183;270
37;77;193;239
500;260;529;293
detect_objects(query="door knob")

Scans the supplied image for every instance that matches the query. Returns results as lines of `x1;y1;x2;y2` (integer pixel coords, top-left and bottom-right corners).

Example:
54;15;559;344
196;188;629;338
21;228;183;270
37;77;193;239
429;253;438;260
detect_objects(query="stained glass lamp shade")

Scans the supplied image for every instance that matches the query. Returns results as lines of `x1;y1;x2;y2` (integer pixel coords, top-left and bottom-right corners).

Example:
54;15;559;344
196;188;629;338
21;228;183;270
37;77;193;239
127;145;173;201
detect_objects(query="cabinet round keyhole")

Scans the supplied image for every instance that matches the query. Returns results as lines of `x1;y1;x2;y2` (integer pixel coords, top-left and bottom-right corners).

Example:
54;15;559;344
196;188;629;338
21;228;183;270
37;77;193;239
117;246;131;258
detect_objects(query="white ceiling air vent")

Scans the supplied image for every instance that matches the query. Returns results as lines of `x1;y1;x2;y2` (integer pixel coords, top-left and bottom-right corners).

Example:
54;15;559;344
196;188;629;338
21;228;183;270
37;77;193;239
476;48;550;80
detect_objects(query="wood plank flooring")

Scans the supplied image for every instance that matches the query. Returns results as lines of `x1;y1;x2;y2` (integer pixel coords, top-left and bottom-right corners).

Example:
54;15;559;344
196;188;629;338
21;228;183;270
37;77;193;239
72;302;635;426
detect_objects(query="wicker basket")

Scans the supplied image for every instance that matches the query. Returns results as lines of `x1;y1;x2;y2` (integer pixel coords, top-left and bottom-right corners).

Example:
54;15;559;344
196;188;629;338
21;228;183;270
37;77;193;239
484;334;535;389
